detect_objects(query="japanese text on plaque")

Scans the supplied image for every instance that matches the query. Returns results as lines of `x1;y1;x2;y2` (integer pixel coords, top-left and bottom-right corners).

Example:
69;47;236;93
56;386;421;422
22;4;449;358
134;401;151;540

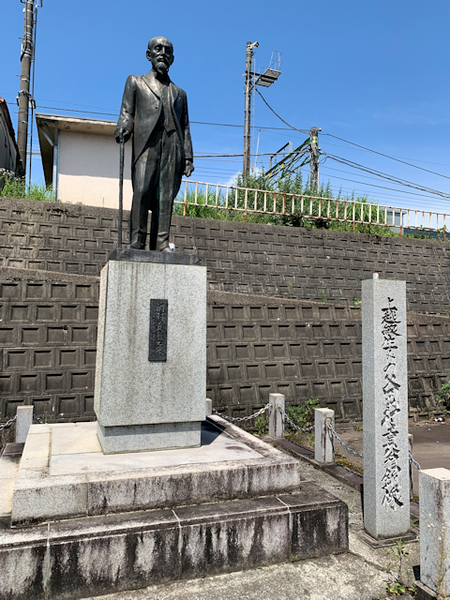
380;297;403;509
148;299;168;362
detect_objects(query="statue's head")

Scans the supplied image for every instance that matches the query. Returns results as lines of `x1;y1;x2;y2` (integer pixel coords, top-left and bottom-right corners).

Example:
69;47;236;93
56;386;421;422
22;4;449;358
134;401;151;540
146;37;174;76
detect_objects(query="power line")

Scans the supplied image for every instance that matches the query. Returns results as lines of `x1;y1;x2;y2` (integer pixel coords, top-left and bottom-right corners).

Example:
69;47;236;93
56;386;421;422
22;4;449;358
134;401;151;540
252;91;450;182
321;165;448;200
192;121;302;132
34;104;118;117
16;98;450;177
318;170;449;201
322;139;450;167
323;132;450;181
12;97;450;196
325;154;450;200
7;100;308;133
255;89;310;135
194;151;290;158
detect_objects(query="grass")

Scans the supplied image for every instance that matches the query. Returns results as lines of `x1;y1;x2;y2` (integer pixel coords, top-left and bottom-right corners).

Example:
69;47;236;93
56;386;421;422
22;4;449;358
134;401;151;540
0;170;53;202
249;398;320;439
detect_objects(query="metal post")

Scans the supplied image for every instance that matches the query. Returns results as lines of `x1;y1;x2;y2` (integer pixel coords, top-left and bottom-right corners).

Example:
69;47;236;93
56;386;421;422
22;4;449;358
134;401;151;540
17;0;35;176
118;136;124;248
309;126;321;191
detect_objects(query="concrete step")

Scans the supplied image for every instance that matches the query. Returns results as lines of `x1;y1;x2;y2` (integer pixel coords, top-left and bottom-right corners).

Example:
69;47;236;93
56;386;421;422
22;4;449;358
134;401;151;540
10;417;301;526
0;483;348;600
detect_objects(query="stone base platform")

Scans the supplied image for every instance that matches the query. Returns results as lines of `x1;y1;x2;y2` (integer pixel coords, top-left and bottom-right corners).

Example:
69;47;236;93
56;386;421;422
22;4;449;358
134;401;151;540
11;416;301;526
1;416;349;599
0;483;348;600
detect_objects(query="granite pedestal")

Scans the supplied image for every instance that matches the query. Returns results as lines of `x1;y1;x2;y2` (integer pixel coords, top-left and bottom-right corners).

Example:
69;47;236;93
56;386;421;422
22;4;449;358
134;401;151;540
94;250;206;453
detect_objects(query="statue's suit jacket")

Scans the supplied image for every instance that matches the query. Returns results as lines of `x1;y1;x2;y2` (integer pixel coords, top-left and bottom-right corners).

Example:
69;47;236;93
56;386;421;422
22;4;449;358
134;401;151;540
117;70;193;172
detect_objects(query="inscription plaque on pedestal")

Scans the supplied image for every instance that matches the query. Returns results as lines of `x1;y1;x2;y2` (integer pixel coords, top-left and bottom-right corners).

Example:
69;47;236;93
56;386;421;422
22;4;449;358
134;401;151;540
149;299;168;362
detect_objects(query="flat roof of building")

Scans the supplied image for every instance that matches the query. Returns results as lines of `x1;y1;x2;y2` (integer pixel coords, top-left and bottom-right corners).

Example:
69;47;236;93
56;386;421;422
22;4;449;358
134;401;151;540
36;112;116;135
35;113;118;186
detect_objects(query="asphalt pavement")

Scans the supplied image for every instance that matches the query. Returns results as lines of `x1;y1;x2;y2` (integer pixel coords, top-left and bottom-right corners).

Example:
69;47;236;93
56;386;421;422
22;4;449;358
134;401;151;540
335;419;450;495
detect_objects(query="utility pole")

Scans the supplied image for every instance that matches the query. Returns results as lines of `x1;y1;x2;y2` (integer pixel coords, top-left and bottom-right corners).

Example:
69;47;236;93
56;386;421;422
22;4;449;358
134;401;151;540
17;0;35;177
309;126;321;191
242;43;282;185
243;41;258;185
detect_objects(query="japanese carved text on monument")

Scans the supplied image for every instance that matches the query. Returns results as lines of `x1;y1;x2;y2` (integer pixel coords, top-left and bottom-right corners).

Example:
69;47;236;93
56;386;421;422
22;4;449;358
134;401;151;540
381;297;403;510
149;299;168;362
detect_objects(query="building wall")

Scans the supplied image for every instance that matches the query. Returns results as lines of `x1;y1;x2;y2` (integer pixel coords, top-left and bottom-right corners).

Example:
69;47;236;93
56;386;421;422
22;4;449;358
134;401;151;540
58;130;133;209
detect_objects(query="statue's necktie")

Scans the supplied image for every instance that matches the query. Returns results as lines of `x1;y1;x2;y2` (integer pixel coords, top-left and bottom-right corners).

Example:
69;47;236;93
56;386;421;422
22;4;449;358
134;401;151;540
160;82;176;134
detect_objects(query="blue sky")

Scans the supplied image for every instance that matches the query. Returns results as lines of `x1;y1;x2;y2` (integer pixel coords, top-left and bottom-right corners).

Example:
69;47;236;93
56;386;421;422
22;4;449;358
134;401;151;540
2;0;450;216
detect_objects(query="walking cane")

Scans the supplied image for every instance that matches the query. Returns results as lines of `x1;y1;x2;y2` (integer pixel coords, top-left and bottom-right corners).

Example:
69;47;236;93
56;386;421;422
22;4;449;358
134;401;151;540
118;133;124;249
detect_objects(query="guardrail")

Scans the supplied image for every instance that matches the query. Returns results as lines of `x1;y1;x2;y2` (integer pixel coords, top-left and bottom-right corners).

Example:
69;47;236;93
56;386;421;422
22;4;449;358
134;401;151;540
176;179;449;238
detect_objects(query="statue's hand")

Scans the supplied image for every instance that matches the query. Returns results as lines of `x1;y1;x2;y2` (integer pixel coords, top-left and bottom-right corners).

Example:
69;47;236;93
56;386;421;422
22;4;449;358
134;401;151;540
184;160;194;177
114;127;131;144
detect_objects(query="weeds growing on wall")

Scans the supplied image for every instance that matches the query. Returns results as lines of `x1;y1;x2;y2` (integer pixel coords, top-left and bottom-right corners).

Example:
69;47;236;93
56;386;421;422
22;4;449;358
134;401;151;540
249;397;320;438
0;170;53;202
252;415;269;436
286;397;320;429
436;382;450;415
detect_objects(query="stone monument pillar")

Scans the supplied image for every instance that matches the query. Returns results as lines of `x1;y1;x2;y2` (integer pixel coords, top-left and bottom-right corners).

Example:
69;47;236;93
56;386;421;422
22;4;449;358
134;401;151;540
94;249;206;453
362;275;410;539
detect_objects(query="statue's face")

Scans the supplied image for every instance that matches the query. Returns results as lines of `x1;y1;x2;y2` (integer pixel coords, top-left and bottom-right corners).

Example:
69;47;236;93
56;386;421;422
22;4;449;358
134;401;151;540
146;37;174;76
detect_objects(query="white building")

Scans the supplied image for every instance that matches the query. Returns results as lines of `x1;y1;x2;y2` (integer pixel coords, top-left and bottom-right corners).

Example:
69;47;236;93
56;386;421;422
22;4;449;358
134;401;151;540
36;113;133;209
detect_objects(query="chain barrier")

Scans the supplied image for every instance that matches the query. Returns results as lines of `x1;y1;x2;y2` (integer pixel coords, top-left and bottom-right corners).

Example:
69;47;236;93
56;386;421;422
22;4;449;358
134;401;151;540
325;424;421;468
327;422;364;458
33;415;45;424
213;405;422;475
279;406;314;434
409;451;421;471
0;415;17;432
212;403;270;423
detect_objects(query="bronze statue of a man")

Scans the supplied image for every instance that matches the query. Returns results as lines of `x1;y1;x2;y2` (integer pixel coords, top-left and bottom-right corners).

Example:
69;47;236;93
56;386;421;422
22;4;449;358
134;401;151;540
115;37;194;251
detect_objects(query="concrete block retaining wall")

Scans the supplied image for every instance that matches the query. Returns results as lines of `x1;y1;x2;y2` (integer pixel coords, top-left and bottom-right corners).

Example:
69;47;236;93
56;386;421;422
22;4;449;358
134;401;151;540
206;291;450;421
172;217;450;316
1;197;450;423
1;266;449;422
1;198;450;315
0;267;98;423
